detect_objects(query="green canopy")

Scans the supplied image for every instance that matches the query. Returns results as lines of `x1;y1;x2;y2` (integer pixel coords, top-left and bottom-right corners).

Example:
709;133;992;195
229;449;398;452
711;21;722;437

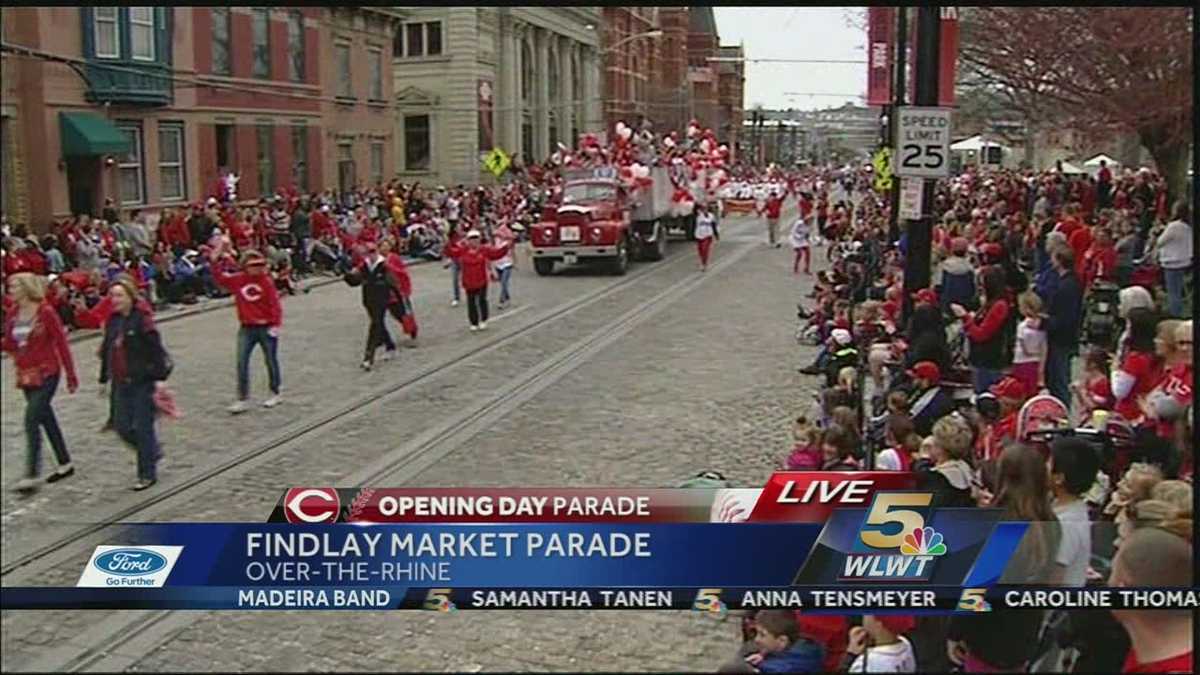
59;112;131;157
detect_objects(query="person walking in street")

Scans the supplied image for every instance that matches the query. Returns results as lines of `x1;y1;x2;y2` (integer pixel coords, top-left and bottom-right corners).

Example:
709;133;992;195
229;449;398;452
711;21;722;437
759;189;785;248
445;223;463;307
1043;247;1085;408
99;275;169;491
210;243;283;413
3;272;79;495
344;242;399;370
381;237;418;348
492;221;517;308
694;203;718;272
1155;201;1192;318
788;212;811;275
445;229;510;331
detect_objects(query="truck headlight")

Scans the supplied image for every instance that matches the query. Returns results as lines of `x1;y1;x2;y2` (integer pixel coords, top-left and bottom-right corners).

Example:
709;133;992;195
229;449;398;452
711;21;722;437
592;227;601;238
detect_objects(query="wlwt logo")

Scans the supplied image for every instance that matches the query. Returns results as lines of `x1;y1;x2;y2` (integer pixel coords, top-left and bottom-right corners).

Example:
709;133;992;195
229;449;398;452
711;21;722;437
283;488;342;524
840;493;947;581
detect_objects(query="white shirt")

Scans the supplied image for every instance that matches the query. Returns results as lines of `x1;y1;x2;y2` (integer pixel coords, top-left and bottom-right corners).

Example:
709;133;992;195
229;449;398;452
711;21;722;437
1013;317;1046;364
694;212;716;240
848;637;916;673
875;448;904;472
446;198;461;221
1053;499;1091;587
789;217;810;249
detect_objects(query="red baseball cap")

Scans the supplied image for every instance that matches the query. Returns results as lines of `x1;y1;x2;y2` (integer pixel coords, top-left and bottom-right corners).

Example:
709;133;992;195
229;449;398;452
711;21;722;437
990;376;1027;400
873;615;917;636
912;288;938;306
907;361;941;382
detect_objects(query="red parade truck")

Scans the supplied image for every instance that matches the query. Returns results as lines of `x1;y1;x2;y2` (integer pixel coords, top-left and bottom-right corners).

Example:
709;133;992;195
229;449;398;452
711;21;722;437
530;166;695;276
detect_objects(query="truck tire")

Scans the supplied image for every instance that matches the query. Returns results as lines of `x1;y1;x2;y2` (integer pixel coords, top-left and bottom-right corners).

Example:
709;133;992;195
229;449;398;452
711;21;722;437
533;258;554;276
609;239;629;276
644;222;666;261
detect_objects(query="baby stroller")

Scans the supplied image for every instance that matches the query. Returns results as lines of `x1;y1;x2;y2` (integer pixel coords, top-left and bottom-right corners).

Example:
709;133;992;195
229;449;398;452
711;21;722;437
1083;281;1121;351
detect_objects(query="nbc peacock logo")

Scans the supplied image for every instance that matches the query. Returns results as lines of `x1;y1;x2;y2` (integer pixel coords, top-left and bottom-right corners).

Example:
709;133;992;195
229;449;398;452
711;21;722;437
900;526;947;556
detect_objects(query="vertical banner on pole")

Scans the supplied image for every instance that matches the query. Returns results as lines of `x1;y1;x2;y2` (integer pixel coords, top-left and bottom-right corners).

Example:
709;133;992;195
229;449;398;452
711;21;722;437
478;79;495;152
866;7;895;106
938;7;959;107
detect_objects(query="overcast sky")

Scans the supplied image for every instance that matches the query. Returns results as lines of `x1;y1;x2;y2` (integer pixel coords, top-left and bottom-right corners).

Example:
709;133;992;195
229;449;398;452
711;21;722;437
713;7;868;111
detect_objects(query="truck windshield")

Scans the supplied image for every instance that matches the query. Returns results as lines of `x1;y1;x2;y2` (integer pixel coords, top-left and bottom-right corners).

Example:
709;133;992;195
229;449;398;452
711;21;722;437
563;183;616;203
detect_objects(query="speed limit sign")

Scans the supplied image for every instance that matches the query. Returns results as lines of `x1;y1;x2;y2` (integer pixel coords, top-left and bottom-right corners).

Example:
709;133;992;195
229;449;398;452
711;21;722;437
895;107;952;178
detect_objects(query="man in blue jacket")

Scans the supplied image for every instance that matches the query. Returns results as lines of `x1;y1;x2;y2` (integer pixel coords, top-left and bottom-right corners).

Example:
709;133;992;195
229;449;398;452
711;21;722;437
1043;247;1083;408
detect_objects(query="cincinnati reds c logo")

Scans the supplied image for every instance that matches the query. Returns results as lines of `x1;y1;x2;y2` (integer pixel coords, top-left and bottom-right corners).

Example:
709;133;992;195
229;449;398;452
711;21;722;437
241;283;263;302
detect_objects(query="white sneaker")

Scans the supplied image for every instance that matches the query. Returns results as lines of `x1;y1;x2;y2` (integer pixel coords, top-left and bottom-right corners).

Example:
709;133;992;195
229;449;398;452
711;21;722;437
479;321;489;330
228;400;250;415
451;300;460;307
469;325;479;332
262;395;282;408
360;360;373;371
15;477;40;494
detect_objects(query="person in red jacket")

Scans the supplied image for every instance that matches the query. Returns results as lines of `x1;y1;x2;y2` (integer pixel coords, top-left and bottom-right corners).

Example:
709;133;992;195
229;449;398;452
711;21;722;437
444;229;509;331
951;266;1013;394
380;237;418;346
210;243;283;413
758;190;786;248
2;272;79;494
1081;227;1118;290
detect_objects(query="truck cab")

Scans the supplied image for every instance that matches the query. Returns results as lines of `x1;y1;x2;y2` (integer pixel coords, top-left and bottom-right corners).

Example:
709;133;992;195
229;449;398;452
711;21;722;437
529;171;634;275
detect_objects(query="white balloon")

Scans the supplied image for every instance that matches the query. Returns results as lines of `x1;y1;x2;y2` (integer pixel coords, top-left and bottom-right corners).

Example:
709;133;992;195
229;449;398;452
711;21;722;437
619;126;633;141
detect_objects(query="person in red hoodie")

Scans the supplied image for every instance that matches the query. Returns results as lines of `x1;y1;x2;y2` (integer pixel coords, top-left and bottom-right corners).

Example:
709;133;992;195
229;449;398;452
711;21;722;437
444;229;509;331
758;189;786;248
3;272;79;494
380;237;418;347
210;242;283;413
1081;227;1118;290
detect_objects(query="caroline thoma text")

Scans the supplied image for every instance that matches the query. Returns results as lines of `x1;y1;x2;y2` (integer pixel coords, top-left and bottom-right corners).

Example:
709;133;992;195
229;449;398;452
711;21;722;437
245;531;653;558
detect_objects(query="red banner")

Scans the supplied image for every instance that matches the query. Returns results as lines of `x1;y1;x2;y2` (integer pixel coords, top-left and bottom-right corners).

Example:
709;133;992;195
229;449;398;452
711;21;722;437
866;7;895;106
939;7;959;107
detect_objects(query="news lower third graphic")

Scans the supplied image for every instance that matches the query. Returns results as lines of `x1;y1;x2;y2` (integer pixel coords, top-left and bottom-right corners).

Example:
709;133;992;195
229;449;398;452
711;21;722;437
1;474;1196;613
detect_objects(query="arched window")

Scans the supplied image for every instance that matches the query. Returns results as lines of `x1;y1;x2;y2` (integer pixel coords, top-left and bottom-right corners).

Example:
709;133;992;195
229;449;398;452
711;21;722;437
521;40;534;102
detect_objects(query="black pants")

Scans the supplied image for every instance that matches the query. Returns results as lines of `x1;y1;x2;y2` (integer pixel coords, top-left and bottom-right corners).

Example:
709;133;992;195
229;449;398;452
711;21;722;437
363;303;395;362
466;288;488;326
23;374;70;479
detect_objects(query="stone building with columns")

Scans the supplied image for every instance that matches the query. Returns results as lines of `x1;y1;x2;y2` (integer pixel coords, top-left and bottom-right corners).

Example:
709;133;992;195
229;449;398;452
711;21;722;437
391;7;602;187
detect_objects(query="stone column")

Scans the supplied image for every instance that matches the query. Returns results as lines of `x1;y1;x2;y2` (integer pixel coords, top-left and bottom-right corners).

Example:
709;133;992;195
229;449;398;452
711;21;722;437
560;39;574;145
534;27;550;160
501;19;522;154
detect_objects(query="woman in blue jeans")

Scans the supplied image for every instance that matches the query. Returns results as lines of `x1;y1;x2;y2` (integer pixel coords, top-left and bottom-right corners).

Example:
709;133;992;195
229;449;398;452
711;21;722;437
493;222;517;308
3;273;80;495
99;275;170;491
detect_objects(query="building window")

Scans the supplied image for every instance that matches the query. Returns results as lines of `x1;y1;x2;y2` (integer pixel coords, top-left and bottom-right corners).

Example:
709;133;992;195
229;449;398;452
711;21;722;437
215;123;235;172
290;126;308;192
369;141;384;186
130;7;155;61
405;23;423;57
521;116;533;164
368;48;383;101
287;11;304;82
521;41;533;101
256;124;274;197
337;142;355;192
335;43;352;98
116;123;145;205
251;9;270;79
158;122;185;202
403;115;430;171
93;7;120;58
397;22;441;58
211;8;231;75
426;23;441;55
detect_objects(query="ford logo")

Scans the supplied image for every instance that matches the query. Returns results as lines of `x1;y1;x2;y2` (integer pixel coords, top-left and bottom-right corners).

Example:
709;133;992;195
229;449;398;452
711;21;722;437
93;549;168;576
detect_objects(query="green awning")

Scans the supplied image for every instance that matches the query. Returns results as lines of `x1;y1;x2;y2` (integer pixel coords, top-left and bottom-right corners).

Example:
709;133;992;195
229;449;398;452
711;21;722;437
59;112;131;157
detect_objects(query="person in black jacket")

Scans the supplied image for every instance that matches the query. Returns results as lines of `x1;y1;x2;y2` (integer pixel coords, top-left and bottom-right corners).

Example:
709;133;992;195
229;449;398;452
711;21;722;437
1043;247;1084;409
99;275;169;491
344;243;398;371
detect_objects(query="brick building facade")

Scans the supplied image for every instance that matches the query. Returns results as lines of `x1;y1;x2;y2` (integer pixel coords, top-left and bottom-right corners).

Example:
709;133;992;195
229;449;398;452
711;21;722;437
600;7;658;132
650;8;691;135
0;7;398;232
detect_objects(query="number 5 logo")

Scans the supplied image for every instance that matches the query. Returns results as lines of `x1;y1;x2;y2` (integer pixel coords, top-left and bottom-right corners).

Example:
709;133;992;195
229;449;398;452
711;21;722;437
958;588;992;612
858;493;932;549
693;588;725;614
423;589;456;612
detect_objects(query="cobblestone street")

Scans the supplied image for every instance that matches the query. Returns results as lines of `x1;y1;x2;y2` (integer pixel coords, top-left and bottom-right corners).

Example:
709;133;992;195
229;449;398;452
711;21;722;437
1;210;829;672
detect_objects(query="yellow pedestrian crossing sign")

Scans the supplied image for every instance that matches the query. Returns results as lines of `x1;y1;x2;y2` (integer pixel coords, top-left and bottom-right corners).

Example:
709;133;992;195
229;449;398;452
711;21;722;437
872;147;893;192
482;148;511;178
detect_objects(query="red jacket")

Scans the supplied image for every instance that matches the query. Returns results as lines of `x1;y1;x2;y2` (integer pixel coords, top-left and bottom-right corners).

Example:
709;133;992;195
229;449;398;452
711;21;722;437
763;196;784;219
385;253;413;298
446;241;510;291
212;262;282;327
2;302;78;390
964;298;1010;343
1081;243;1117;289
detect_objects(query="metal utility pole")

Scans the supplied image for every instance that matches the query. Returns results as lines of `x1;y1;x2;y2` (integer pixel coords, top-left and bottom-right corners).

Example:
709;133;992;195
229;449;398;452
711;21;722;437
887;6;908;246
901;7;941;322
